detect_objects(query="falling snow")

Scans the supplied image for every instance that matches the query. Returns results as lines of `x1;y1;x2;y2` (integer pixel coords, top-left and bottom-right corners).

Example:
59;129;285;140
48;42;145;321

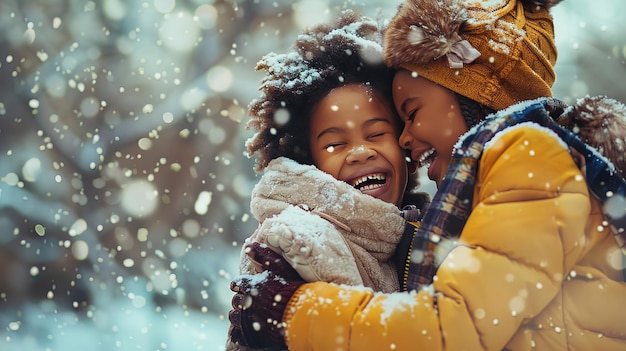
0;0;625;351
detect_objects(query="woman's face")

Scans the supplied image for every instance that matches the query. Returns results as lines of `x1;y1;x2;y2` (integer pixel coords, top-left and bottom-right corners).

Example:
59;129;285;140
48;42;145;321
392;69;468;186
309;84;408;206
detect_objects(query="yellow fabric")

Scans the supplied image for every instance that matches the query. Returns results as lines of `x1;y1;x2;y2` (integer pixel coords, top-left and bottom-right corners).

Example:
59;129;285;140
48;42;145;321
398;1;557;112
283;125;626;350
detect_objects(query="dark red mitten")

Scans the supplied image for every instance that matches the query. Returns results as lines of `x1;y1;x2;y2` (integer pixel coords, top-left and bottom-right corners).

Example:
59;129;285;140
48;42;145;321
228;270;304;348
244;242;301;280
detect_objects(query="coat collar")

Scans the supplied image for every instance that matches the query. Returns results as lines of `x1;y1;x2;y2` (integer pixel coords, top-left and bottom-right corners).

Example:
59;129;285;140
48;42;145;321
250;157;408;260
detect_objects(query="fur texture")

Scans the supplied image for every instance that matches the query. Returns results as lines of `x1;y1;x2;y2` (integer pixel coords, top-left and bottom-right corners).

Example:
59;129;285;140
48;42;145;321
522;0;563;10
557;95;626;178
385;0;563;111
242;157;407;293
384;0;465;68
384;0;564;69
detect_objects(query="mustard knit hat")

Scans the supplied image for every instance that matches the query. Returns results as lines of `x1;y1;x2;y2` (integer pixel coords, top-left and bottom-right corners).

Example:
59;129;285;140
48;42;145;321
384;0;563;112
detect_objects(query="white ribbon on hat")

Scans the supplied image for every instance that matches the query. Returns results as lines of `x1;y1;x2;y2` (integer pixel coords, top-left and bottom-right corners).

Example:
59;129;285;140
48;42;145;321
447;40;481;69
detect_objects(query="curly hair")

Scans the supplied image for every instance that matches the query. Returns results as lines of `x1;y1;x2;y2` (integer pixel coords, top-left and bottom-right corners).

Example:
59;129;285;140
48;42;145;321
244;10;428;206
245;9;398;172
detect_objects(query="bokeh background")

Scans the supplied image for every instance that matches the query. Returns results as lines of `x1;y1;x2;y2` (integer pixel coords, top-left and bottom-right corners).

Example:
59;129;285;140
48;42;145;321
0;0;624;350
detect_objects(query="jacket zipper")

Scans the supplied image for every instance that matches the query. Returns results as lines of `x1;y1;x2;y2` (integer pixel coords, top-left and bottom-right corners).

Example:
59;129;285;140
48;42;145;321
402;222;420;291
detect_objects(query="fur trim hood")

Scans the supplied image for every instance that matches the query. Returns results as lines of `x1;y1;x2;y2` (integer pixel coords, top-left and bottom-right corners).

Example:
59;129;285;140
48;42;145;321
558;95;626;178
249;157;407;253
243;157;409;293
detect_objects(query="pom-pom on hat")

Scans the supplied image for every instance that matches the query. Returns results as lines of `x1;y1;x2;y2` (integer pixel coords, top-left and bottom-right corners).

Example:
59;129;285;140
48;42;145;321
384;0;563;112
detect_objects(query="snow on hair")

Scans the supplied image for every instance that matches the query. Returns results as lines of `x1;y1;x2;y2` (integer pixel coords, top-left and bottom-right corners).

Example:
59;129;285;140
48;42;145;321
245;9;395;172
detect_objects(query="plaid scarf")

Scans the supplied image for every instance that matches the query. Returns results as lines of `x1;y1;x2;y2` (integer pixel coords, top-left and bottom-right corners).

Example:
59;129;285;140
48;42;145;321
404;98;626;292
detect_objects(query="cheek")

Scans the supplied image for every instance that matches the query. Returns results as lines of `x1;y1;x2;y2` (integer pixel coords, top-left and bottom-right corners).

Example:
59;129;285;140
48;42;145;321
407;122;430;139
403;122;418;136
314;154;342;177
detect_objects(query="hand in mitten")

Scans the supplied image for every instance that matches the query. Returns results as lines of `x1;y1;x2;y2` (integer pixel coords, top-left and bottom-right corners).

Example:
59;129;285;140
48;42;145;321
244;241;302;281
262;206;362;285
228;242;304;348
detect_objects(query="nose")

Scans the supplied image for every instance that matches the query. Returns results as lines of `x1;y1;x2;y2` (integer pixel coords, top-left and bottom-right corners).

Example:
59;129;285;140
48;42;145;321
346;145;377;164
399;127;412;149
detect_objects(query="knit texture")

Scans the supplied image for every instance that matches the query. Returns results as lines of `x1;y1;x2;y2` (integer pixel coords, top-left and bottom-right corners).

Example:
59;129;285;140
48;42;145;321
384;0;562;112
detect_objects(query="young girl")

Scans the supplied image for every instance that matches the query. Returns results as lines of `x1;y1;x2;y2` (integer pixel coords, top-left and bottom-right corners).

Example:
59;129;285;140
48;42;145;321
226;10;429;350
229;0;626;350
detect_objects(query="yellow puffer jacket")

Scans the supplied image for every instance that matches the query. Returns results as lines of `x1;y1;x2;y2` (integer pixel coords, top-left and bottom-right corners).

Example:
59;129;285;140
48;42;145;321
282;124;626;350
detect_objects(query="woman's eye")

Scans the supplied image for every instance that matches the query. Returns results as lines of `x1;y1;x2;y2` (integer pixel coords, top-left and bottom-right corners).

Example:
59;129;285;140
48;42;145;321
407;110;417;122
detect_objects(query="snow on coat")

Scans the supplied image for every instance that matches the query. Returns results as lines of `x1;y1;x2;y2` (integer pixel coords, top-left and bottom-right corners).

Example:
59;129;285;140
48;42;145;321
281;97;626;351
239;157;408;293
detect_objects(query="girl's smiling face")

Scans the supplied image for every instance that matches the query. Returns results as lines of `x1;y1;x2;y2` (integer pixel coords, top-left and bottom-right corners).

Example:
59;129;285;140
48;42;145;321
392;69;469;186
309;84;408;206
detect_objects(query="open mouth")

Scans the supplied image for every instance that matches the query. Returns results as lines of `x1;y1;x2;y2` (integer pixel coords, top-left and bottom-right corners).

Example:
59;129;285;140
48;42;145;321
417;148;436;169
349;173;387;191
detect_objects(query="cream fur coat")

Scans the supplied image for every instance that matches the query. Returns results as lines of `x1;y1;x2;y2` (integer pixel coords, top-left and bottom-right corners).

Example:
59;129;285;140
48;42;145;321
239;157;408;293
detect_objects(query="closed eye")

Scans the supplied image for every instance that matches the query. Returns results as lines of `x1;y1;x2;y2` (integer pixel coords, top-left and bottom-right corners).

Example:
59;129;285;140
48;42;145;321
368;131;387;138
323;142;345;153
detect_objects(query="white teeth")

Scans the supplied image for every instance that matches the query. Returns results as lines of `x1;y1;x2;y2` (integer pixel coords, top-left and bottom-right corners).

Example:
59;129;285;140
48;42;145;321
351;173;385;188
359;183;382;191
418;148;436;165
